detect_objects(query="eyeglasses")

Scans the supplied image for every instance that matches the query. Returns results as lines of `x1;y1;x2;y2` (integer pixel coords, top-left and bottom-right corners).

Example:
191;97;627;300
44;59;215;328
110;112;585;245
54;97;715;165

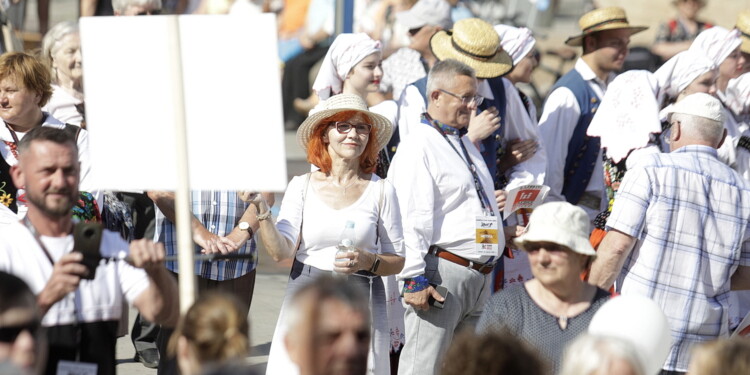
438;89;484;106
0;321;41;343
408;26;424;36
135;8;162;15
329;121;372;135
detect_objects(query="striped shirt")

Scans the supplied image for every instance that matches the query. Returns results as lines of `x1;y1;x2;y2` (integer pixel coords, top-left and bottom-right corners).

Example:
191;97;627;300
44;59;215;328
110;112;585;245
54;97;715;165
607;145;750;371
155;190;257;280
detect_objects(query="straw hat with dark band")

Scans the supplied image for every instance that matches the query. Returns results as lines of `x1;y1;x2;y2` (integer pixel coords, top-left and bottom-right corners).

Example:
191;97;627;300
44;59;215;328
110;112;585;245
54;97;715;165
565;7;647;47
430;18;513;79
296;94;393;152
738;10;750;54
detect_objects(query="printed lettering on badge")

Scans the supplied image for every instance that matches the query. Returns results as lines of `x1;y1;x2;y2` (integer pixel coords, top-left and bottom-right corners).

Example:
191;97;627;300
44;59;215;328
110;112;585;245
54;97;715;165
476;216;499;256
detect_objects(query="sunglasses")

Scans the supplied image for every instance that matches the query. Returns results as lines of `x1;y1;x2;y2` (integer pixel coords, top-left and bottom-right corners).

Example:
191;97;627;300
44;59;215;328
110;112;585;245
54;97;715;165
329;121;372;135
0;321;41;343
135;9;162;15
408;26;424;36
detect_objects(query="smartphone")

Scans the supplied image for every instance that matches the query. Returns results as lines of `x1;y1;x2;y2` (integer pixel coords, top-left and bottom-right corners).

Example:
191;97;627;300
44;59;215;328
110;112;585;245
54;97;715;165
73;222;103;280
428;284;448;309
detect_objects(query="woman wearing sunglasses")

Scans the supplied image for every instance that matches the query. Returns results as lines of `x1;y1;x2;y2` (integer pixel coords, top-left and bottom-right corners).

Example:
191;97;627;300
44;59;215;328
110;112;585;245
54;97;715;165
0;271;44;375
249;93;404;375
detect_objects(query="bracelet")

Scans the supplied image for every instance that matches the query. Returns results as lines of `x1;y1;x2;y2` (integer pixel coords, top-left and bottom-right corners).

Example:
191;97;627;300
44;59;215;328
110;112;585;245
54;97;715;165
256;210;273;221
402;275;429;294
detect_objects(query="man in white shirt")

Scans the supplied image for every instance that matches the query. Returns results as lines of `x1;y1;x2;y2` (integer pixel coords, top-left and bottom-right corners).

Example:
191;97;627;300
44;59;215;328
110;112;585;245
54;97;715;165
0;126;178;375
538;7;646;221
388;59;504;375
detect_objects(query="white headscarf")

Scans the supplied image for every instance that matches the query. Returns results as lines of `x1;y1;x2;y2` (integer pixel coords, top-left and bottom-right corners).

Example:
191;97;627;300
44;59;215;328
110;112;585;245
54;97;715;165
494;25;535;66
689;26;742;67
725;73;750;117
587;71;661;163
587;49;718;163
655;49;716;101
312;33;382;100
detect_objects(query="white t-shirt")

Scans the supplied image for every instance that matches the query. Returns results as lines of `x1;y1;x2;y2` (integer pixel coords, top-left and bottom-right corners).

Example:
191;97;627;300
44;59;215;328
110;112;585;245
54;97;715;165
275;174;405;271
0;221;150;327
42;85;84;126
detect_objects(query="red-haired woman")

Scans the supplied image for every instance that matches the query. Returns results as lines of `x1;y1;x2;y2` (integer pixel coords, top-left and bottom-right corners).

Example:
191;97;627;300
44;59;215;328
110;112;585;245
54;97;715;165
248;93;404;375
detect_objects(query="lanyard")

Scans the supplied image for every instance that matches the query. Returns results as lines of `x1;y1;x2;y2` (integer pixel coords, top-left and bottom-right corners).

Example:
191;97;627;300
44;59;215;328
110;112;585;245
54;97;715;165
424;114;495;216
22;216;58;265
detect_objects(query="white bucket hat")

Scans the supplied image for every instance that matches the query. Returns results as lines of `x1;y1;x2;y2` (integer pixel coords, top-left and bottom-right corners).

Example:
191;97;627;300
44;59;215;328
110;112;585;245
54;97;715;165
514;202;597;257
662;92;724;123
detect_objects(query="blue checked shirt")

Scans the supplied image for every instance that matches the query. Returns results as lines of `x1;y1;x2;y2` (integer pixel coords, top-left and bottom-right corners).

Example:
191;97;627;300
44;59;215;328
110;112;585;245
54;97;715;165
607;145;750;371
155;190;257;280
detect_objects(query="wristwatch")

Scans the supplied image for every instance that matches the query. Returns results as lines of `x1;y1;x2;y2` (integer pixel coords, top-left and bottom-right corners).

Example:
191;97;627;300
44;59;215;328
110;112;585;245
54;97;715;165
238;221;254;238
368;256;381;273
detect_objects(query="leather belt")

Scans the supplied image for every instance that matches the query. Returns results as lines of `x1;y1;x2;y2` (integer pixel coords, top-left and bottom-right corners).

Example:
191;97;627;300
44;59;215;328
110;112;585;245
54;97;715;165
428;245;495;274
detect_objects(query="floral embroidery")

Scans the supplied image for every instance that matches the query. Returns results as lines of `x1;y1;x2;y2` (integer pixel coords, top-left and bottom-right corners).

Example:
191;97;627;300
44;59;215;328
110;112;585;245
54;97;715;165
402;275;430;294
0;182;12;207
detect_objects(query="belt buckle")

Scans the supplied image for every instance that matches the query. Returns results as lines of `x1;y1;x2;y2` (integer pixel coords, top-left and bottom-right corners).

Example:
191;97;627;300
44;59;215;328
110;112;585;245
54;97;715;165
477;262;494;273
467;260;474;270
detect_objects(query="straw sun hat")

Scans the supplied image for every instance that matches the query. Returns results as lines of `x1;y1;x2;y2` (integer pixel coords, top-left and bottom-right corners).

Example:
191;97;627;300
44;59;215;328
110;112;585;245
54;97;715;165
296;94;393;151
430;18;513;79
565;7;647;47
738;10;750;54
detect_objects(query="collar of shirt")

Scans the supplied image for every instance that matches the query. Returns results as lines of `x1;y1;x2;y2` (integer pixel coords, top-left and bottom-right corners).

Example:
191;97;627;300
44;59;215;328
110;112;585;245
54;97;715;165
422;113;467;137
477;79;494;100
575;58;616;91
671;144;719;157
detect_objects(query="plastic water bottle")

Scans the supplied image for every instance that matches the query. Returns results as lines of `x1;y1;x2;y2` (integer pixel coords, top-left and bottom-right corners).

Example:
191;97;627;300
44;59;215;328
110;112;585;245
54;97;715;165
334;221;356;276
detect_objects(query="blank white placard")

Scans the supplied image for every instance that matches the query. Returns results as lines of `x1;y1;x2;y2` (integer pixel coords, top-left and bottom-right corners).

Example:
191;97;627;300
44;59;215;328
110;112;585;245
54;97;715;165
80;14;287;192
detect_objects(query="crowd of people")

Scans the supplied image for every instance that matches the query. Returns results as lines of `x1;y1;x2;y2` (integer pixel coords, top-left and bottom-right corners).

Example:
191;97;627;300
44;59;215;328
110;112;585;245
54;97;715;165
0;0;750;375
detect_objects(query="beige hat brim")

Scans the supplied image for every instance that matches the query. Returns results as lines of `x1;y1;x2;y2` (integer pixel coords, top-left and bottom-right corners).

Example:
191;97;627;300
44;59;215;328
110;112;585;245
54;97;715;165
513;226;597;257
430;30;513;79
296;108;393;152
741;35;750;55
565;24;648;47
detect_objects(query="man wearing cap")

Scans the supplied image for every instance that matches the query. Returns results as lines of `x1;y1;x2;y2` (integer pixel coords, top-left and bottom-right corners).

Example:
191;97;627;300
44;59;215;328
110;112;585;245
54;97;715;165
538;7;646;222
382;0;453;102
388;58;508;375
589;93;750;374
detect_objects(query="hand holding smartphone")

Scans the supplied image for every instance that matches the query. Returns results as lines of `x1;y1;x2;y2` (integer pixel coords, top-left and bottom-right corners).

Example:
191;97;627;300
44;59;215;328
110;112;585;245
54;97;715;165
73;223;103;280
428;284;448;309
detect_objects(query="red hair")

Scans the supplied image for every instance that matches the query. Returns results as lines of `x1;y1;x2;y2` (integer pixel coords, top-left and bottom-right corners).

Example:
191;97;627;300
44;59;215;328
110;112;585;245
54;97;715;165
307;110;380;174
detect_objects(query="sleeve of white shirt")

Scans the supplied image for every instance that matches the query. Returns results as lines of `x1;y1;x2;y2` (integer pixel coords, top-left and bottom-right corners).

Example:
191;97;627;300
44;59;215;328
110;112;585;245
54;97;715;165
377;179;405;257
75;128;93;192
538;87;581;202
98;232;150;304
387;137;435;280
397;84;427;141
275;175;306;246
503;79;547;190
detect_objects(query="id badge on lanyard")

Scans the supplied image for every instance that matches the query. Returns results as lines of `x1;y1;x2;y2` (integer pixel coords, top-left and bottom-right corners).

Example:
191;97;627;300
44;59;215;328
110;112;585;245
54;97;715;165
475;215;499;256
57;360;97;375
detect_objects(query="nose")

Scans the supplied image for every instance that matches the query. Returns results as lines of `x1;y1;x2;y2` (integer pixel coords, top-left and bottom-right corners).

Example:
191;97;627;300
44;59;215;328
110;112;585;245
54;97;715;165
12;330;36;369
708;83;717;96
74;49;82;62
374;65;383;79
49;169;67;188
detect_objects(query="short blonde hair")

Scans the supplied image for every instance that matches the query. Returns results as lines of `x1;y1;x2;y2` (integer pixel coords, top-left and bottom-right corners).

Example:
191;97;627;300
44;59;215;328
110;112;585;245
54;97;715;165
0;52;53;107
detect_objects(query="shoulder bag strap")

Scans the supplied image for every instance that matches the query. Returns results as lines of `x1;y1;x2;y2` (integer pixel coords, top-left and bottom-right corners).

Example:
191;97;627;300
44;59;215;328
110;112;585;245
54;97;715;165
293;173;311;253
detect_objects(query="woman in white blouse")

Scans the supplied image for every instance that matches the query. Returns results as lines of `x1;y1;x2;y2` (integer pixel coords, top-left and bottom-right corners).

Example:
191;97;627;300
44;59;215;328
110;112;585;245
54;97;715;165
248;93;404;375
41;21;85;127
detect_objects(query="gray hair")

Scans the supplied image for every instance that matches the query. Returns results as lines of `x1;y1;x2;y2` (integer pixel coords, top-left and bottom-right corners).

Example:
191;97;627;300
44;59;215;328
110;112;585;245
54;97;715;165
284;275;370;335
112;0;162;13
426;59;476;98
41;21;79;84
559;334;645;375
670;112;725;146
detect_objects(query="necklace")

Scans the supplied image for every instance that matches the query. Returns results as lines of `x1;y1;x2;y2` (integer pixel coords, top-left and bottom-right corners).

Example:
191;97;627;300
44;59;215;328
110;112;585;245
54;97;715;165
330;177;358;197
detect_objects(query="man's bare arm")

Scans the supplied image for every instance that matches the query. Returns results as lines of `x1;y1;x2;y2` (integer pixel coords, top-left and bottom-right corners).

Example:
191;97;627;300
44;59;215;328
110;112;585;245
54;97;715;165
588;229;637;290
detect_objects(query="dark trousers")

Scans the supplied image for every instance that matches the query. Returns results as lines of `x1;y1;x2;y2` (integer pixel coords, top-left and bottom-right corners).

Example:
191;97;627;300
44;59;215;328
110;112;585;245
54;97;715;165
156;269;257;374
281;45;329;128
